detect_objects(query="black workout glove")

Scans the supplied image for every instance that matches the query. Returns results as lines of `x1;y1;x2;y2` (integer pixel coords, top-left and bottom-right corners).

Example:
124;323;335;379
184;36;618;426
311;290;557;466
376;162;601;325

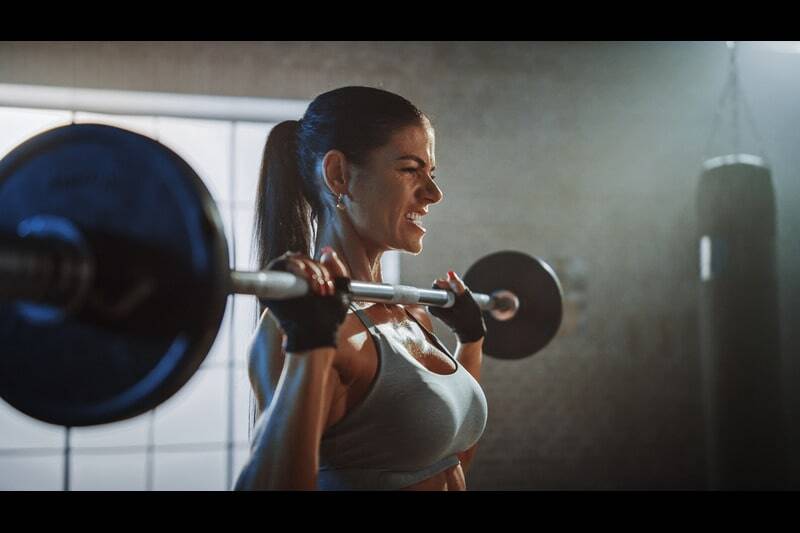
428;284;487;344
259;257;351;354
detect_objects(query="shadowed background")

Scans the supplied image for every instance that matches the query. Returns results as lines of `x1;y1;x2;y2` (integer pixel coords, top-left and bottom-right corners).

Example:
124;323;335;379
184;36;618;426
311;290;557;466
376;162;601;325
1;41;798;489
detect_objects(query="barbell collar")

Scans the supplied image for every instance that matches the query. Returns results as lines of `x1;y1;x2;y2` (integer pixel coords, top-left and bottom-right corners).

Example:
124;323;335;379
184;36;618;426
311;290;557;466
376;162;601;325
349;280;457;308
230;270;309;299
0;237;94;312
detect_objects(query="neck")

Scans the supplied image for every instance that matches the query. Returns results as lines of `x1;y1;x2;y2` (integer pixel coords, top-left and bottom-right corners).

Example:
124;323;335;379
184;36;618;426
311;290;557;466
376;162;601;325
314;208;384;283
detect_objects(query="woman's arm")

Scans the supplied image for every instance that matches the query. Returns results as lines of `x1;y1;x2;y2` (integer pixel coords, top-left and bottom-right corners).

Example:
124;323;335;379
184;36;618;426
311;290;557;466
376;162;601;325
235;313;341;491
235;249;349;490
235;347;340;490
454;337;483;382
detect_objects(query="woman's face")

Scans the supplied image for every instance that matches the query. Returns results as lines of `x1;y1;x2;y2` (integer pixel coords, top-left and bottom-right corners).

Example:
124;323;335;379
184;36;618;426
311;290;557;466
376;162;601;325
348;121;442;255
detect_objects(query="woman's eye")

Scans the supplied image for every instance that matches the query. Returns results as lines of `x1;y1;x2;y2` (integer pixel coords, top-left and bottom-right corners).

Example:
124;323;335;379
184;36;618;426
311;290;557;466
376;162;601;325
402;168;436;180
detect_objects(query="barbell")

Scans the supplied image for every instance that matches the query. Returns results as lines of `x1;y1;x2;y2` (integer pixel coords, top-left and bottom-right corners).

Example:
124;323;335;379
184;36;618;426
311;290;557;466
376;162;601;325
0;124;563;427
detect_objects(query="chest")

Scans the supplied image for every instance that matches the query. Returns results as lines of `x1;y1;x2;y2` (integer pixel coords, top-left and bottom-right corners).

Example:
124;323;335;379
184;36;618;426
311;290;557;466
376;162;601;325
353;304;455;374
329;304;456;421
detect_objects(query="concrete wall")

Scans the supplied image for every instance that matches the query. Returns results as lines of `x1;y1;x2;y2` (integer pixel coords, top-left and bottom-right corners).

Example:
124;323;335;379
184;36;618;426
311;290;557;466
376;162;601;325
2;41;798;489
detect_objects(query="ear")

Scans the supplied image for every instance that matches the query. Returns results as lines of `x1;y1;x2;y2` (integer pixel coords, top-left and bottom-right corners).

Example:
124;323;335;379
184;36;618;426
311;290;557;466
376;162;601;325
321;149;349;198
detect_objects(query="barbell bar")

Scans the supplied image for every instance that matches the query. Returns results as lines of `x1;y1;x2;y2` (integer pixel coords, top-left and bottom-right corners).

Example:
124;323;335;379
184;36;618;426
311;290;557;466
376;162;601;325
0;228;524;321
0;123;563;427
229;270;520;317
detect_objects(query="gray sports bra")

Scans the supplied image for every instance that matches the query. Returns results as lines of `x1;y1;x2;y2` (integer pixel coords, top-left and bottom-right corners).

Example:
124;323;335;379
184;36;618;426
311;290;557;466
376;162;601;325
317;303;488;490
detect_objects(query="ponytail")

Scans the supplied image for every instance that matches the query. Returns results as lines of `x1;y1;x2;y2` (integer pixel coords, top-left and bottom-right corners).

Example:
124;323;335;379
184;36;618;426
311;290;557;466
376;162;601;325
253;120;313;274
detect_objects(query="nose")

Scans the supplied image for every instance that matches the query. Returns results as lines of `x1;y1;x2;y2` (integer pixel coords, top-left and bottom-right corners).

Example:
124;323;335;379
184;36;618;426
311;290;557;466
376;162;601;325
418;172;443;205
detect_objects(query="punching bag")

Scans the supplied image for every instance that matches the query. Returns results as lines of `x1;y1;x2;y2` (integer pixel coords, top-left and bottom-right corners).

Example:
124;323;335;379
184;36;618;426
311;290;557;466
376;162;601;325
697;154;786;489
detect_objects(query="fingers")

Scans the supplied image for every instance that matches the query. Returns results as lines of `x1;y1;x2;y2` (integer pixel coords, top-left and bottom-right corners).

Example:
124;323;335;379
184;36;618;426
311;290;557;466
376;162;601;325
303;257;333;296
433;278;451;291
434;270;466;295
272;250;348;297
283;256;325;296
280;253;332;297
320;246;350;280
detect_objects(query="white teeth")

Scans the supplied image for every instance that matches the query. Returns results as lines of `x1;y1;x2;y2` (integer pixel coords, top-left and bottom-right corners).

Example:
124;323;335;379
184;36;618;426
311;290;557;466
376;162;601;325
405;212;423;221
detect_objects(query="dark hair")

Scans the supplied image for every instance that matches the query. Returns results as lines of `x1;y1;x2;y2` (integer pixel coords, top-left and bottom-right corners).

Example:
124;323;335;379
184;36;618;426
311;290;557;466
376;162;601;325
252;86;426;273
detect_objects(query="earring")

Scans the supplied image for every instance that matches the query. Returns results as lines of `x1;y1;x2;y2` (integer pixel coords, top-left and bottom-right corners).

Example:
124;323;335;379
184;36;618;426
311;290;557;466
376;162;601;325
336;193;346;211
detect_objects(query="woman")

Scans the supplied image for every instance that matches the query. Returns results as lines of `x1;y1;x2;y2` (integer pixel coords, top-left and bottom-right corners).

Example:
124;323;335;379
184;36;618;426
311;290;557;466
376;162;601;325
234;86;488;490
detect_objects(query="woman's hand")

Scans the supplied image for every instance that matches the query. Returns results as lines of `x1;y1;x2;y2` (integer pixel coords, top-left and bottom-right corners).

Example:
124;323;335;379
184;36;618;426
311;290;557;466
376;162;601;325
260;247;350;353
428;270;486;344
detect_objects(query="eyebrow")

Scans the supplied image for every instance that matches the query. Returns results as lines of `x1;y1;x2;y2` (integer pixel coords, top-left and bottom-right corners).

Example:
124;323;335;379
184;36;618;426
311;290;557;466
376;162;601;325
395;155;436;171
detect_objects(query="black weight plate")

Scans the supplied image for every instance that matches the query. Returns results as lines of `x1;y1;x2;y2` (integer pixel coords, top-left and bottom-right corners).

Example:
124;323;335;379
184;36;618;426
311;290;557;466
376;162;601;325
464;251;563;359
0;124;230;426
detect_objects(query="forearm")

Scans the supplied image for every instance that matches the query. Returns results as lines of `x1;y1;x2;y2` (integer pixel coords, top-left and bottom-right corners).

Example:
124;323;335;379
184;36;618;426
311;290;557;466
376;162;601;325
455;338;483;382
235;348;336;490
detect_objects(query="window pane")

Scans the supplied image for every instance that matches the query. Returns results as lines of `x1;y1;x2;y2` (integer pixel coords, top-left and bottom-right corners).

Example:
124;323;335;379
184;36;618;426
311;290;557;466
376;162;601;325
0;106;72;158
233;207;256;271
71;452;146;491
203;295;233;367
73;112;157;139
157;117;232;206
71;414;149;448
154;367;227;445
0;399;63;449
154;450;226;490
0;455;63;490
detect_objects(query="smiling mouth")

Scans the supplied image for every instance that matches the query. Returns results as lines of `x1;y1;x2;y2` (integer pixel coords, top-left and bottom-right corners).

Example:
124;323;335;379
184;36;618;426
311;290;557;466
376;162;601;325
405;213;425;233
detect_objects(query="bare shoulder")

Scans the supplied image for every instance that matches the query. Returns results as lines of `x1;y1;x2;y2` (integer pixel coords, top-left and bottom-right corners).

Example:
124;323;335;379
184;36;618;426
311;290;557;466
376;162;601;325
249;308;360;413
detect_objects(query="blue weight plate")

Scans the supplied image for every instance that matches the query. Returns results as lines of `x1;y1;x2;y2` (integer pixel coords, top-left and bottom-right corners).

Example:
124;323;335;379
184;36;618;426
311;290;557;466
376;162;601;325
0;124;230;426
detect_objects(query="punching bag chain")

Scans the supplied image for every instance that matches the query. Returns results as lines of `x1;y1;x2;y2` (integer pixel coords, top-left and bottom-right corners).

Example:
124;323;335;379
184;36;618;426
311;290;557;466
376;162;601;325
703;42;769;165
